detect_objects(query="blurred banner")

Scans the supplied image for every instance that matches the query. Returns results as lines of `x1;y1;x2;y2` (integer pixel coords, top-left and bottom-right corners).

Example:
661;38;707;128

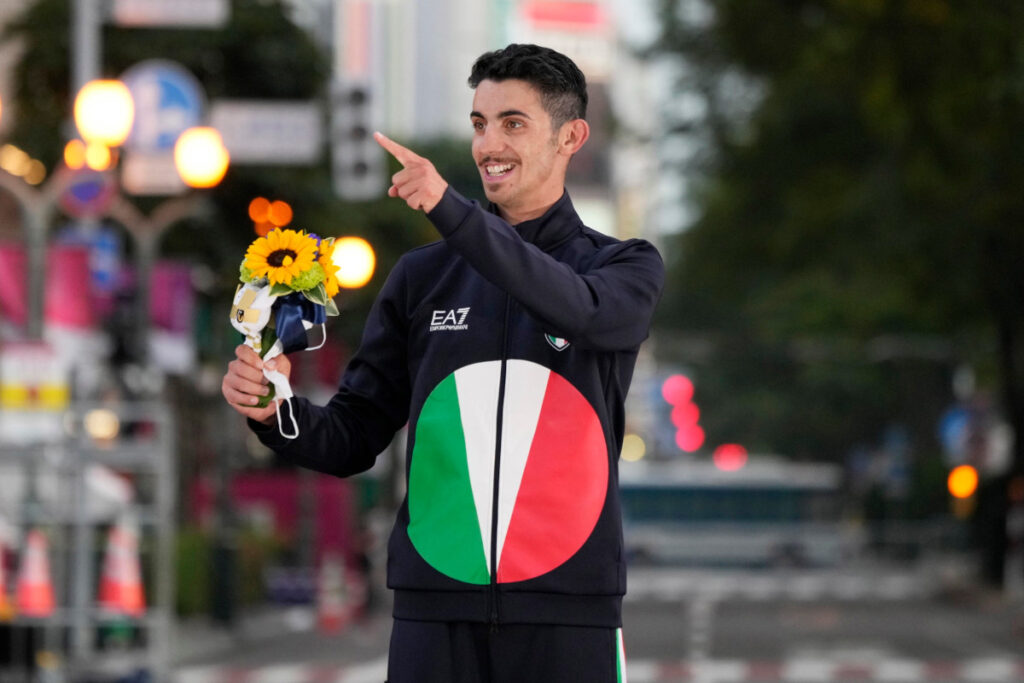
148;260;196;374
0;244;96;329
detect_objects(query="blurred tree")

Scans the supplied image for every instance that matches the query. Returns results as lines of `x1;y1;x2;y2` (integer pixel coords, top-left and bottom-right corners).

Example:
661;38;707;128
653;0;1024;582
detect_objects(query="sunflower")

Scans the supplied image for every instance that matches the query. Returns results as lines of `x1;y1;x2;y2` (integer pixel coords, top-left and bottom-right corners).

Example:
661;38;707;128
243;229;319;288
317;238;342;298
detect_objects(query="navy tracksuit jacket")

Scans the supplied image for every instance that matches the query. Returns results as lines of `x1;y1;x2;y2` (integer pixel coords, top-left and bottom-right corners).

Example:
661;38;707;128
252;186;664;629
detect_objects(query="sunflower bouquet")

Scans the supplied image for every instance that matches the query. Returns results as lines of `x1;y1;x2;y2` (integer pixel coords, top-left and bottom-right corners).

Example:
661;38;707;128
230;228;341;438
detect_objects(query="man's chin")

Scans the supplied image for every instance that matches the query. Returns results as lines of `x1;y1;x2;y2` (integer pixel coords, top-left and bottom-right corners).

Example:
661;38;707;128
482;184;507;204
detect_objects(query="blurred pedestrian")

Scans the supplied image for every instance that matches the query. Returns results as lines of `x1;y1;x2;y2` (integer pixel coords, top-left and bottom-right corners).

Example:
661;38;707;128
222;43;663;683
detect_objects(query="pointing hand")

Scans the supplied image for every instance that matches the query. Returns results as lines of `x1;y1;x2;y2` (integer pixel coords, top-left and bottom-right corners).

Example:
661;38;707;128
375;132;449;213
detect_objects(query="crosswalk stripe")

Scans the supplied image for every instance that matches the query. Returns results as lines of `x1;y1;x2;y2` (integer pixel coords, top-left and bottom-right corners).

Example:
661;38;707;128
174;657;1024;682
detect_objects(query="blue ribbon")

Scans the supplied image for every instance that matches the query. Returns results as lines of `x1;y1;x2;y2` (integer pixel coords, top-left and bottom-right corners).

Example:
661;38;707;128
274;293;327;354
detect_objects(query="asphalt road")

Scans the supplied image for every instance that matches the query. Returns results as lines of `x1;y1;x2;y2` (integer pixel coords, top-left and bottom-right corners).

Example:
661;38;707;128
173;562;1024;682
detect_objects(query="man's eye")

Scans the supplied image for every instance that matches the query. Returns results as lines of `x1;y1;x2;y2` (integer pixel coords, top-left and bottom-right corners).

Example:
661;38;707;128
507;120;523;129
472;121;485;131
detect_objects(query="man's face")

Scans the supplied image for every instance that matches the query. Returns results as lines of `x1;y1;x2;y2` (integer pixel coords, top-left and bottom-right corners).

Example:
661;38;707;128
470;79;566;222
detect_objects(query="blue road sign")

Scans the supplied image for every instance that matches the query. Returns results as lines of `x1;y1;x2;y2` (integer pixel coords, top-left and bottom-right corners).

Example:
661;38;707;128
120;59;206;152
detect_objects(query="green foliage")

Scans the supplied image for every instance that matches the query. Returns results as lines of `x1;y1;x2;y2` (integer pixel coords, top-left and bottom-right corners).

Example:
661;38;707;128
174;527;210;616
174;526;284;615
653;0;1024;468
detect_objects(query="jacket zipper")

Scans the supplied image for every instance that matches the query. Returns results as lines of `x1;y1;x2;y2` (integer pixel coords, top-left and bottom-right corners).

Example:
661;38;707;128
489;295;512;631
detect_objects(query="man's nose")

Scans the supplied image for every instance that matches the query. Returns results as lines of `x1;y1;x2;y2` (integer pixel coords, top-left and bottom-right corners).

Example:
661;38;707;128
475;126;504;157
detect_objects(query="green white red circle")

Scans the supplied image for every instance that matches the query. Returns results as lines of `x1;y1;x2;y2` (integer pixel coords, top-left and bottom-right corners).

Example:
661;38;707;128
409;360;608;584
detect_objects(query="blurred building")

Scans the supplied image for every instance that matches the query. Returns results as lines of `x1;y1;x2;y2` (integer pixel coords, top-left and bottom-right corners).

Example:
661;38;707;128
322;0;664;241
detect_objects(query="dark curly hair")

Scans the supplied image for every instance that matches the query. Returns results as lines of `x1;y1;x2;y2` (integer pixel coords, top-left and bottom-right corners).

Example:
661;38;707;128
468;44;588;130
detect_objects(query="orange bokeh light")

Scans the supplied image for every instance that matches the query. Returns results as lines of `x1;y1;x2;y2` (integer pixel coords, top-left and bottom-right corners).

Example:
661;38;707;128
64;139;87;170
948;465;979;499
268;200;293;227
248;197;270;223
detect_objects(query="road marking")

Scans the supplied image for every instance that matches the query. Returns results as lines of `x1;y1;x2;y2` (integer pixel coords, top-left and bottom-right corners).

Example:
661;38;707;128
687;596;716;662
626;568;930;602
175;657;1024;682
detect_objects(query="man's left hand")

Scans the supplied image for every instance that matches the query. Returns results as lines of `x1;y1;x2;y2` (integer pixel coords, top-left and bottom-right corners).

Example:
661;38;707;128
375;132;449;213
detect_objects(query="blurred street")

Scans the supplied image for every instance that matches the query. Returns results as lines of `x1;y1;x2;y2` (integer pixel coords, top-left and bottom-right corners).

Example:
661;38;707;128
171;557;1024;683
2;0;1024;682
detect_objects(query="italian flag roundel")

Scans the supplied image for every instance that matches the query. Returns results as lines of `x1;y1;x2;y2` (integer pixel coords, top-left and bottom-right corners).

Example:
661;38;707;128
409;360;608;585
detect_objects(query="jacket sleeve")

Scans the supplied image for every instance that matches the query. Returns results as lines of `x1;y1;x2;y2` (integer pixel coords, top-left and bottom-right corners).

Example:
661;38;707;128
248;257;411;477
427;188;665;351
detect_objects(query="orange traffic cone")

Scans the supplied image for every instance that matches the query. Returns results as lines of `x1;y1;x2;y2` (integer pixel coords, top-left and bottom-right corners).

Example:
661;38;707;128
317;553;349;633
0;541;14;621
16;529;55;618
98;516;145;617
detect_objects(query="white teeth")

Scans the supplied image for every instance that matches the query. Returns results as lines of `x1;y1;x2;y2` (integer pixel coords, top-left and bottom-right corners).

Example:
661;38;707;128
486;163;514;176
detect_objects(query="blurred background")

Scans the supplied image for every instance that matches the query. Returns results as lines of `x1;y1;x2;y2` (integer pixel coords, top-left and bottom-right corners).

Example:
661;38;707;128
0;0;1022;681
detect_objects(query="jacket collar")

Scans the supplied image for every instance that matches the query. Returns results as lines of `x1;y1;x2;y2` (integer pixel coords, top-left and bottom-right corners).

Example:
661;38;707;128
487;191;581;251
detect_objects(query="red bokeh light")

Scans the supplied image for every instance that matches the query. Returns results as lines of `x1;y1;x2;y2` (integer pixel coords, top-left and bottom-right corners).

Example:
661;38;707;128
661;374;694;405
713;444;748;472
671;402;700;428
675;424;705;453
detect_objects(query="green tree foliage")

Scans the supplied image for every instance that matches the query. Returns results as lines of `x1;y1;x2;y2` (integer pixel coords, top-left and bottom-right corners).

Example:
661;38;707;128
654;0;1024;479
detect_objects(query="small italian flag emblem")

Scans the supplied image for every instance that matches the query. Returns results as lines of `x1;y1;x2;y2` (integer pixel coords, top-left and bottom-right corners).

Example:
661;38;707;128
409;360;608;584
545;333;570;351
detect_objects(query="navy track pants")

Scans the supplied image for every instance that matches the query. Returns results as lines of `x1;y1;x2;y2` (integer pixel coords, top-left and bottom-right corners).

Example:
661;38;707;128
386;619;627;683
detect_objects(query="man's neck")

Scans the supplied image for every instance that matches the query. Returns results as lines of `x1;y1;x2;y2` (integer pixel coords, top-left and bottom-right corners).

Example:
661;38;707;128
498;190;565;226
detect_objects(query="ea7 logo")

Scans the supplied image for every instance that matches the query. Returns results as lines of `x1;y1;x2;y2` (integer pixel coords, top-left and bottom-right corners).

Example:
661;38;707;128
430;307;470;332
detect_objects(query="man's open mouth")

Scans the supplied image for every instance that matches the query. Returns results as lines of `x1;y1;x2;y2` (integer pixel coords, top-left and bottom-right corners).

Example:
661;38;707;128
483;162;516;180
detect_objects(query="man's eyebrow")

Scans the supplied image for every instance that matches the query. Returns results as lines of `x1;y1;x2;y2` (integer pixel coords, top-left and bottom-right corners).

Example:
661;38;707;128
470;109;533;120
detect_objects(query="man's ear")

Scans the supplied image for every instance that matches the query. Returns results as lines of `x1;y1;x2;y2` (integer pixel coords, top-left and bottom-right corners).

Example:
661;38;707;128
558;119;590;157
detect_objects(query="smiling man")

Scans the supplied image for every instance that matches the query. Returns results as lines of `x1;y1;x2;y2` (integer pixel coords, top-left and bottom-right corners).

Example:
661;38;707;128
222;44;664;683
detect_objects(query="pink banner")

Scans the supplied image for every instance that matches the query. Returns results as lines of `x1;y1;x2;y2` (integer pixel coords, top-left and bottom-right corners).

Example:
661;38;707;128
0;244;96;329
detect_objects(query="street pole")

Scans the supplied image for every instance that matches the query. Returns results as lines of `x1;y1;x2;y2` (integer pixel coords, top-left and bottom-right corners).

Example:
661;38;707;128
72;0;101;93
0;170;74;340
106;194;201;366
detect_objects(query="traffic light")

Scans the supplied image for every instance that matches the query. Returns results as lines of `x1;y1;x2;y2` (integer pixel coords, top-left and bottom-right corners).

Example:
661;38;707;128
331;79;385;201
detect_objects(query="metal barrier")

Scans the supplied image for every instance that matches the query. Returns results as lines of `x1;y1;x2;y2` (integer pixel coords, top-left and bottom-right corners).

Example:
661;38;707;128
0;401;175;682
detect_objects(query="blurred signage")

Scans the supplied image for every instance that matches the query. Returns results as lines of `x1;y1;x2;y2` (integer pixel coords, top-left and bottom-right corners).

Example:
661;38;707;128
57;167;117;219
111;0;229;27
0;342;69;446
518;1;613;81
121;152;186;196
120;60;206;153
522;1;607;30
55;224;123;317
210;101;323;165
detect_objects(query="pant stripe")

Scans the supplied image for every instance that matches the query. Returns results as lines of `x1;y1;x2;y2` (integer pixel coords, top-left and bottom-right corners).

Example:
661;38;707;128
616;628;628;683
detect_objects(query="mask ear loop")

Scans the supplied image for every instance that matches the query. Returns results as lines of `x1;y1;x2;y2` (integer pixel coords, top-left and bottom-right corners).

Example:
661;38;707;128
305;323;327;351
275;397;299;439
261;338;299;439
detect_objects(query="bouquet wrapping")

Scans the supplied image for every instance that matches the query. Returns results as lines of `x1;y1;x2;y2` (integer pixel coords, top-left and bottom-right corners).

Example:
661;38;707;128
229;228;341;438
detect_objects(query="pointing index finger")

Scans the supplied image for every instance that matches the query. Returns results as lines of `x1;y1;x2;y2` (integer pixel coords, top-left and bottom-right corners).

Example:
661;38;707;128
374;131;418;166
